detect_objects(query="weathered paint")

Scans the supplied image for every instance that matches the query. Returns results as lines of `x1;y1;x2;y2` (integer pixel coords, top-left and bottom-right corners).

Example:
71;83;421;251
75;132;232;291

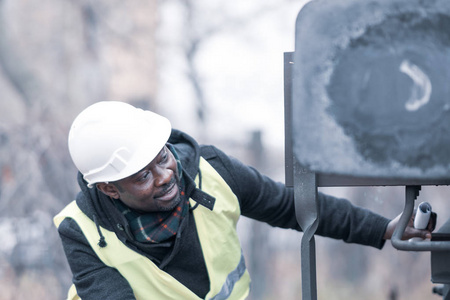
292;0;450;181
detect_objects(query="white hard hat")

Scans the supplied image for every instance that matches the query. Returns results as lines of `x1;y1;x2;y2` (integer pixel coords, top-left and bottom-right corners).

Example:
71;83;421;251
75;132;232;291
68;101;172;187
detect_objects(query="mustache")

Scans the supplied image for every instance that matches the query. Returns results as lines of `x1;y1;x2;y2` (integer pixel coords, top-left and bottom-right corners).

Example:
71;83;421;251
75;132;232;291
155;177;178;197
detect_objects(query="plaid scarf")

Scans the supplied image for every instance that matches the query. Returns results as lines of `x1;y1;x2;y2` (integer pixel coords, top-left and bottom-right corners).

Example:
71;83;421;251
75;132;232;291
115;144;189;244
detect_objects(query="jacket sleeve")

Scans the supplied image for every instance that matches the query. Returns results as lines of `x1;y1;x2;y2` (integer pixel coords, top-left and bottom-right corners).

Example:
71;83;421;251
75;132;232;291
202;145;390;249
58;217;136;300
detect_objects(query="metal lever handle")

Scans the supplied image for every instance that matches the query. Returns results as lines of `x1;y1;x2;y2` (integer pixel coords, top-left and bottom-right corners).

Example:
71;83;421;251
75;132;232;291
391;185;450;251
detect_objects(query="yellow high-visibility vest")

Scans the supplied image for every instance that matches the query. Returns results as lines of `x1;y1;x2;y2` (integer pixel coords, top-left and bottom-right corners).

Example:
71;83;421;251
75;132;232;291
54;157;250;300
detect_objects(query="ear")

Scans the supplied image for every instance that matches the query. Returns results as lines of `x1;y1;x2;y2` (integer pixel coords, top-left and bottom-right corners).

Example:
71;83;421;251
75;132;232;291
96;182;120;199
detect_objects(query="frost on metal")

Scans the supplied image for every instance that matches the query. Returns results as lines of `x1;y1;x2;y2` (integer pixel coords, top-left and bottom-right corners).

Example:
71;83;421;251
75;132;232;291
292;0;450;180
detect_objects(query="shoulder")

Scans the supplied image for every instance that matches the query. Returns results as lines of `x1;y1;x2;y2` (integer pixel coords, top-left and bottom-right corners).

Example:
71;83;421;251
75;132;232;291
57;216;89;244
199;145;264;201
199;145;236;175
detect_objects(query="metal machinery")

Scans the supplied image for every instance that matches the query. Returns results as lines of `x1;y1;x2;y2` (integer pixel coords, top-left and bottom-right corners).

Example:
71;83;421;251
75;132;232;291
284;0;450;299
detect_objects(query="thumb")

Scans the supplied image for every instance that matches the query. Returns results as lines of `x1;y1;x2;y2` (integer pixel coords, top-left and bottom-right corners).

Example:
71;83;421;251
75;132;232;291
410;228;432;240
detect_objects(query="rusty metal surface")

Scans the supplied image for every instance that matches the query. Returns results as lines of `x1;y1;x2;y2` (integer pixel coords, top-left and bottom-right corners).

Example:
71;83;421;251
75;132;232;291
292;0;450;182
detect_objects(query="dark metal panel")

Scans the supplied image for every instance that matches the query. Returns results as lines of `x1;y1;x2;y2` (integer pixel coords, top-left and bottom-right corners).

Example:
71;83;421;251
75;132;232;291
292;0;450;182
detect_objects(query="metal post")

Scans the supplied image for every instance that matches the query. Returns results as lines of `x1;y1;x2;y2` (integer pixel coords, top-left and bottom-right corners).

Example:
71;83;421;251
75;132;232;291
287;50;319;300
284;51;294;188
294;159;319;300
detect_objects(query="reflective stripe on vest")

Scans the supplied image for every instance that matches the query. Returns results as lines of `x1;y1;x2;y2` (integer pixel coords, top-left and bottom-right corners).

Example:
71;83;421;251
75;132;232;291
54;157;250;300
210;250;247;300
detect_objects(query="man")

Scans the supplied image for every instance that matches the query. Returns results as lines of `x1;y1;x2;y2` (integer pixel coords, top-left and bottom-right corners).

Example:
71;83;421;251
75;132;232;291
54;101;434;300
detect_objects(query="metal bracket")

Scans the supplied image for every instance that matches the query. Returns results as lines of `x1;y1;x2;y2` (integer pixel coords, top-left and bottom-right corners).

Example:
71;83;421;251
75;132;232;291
391;185;450;251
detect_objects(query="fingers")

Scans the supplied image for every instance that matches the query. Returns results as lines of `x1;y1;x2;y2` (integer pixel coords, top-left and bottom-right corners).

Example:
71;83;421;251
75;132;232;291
428;212;437;232
411;229;432;240
403;225;433;240
416;229;432;240
386;210;437;241
410;207;437;239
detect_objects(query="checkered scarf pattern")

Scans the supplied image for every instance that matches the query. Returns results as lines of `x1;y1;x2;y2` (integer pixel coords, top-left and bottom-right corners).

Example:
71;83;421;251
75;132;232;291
115;144;189;244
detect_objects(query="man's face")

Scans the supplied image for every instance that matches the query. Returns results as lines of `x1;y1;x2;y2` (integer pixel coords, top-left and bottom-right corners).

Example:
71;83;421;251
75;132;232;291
100;146;181;213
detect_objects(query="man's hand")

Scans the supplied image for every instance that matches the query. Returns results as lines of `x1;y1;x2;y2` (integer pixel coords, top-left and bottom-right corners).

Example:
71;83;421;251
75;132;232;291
383;210;437;240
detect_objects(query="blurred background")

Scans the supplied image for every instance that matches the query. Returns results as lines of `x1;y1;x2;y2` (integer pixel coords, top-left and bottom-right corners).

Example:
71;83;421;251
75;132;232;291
0;0;449;299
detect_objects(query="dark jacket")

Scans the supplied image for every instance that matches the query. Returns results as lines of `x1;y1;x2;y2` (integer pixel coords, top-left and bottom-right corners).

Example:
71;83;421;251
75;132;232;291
57;129;390;299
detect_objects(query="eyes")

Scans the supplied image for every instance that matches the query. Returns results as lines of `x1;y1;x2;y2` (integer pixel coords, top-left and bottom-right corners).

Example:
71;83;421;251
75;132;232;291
138;171;151;182
159;148;169;165
137;148;170;182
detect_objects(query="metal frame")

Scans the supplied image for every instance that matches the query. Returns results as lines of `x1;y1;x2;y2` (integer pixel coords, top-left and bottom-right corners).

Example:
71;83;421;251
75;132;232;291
284;51;450;300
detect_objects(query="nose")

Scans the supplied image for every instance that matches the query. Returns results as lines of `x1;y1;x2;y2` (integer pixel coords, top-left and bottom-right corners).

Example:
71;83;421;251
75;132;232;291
153;166;172;187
